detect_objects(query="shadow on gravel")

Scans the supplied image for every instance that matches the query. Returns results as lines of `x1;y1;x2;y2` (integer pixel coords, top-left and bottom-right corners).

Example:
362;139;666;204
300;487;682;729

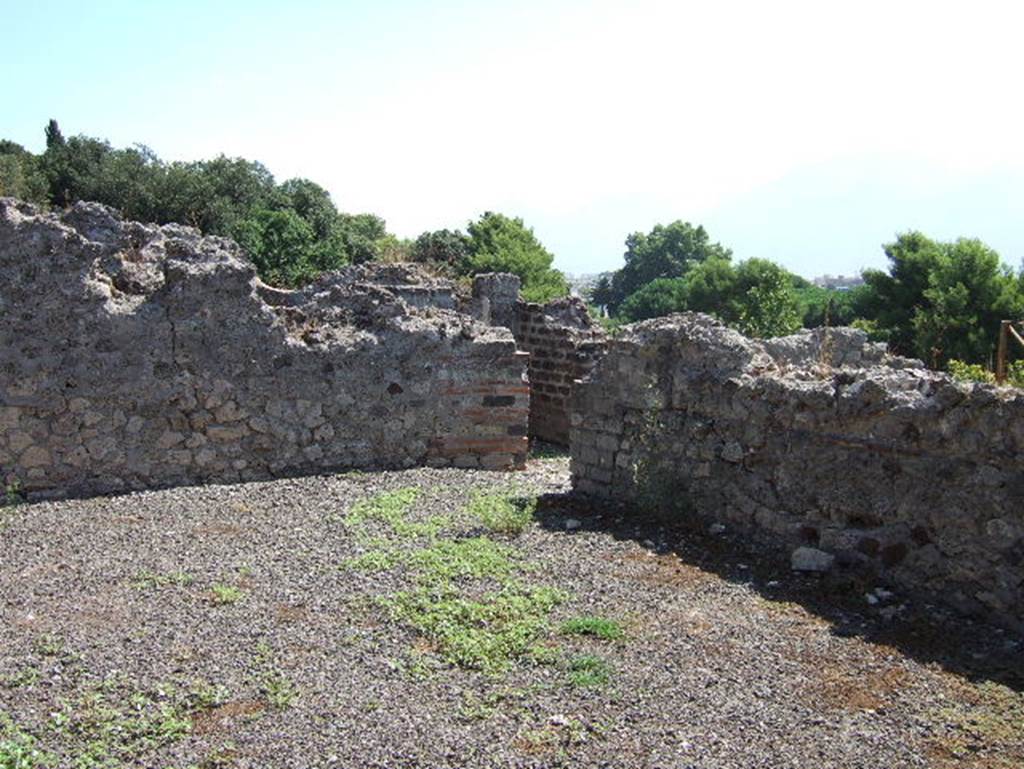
530;490;1024;695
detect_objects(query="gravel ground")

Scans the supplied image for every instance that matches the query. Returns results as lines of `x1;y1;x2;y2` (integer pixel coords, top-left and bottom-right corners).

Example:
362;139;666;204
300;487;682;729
1;457;1022;768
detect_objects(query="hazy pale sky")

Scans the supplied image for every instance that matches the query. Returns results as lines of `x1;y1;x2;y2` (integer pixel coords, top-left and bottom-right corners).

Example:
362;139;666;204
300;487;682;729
6;0;1024;277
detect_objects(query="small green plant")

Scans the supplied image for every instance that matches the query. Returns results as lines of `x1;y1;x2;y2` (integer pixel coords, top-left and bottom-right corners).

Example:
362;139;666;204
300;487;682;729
466;490;536;536
948;359;996;384
252;642;296;710
2;479;24;508
131;571;194;590
209;584;244;606
385;584;566;673
344;487;420;528
560;616;625;641
261;671;296;710
0;712;51;769
43;676;221;766
409;537;521;584
0;666;40;690
343;487;448;539
32;635;63;658
340;549;401;572
566;654;613;687
948;358;1024;388
1010;360;1024;388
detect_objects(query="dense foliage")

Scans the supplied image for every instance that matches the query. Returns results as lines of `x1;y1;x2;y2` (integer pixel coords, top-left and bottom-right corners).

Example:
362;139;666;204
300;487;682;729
411;214;567;302
594;221;1024;372
591;221;732;313
1;121;566;299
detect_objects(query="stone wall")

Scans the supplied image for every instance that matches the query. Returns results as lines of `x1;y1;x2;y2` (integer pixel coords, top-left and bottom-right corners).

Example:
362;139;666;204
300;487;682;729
0;199;528;498
571;313;1024;631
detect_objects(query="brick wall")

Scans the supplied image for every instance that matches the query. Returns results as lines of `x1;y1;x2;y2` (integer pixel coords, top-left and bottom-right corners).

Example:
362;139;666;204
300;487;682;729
513;298;607;445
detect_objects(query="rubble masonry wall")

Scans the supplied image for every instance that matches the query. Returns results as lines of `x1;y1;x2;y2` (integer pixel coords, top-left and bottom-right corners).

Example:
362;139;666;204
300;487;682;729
0;200;528;498
571;313;1024;631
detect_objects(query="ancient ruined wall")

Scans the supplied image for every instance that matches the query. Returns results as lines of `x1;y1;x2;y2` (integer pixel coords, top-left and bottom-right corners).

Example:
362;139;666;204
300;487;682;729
0;200;528;498
571;313;1024;631
467;275;609;446
513;298;607;445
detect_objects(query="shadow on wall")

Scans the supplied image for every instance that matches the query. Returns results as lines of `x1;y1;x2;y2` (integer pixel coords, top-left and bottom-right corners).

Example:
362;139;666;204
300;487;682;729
569;312;1024;635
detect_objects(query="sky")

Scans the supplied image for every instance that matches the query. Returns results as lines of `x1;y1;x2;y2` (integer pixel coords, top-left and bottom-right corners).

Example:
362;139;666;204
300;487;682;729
5;0;1024;278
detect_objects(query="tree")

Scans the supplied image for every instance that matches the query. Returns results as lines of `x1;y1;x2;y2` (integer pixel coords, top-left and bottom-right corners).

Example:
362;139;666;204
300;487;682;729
856;232;1023;366
279;178;339;240
7;121;422;287
0;141;48;204
40;125;113;208
411;229;471;270
859;232;944;356
795;283;872;328
912;238;1022;367
464;212;568;302
232;208;317;288
92;145;164;223
338;213;387;264
677;256;739;318
732;259;801;338
616;256;801;337
618;277;688;321
604;221;732;312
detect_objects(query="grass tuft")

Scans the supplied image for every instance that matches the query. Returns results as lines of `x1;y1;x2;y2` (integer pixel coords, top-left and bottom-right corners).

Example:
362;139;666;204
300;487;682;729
385;584;566;673
566;654;613;687
344;487;420;529
209;584;244;606
0;711;51;769
466;491;537;536
340;549;402;572
560;616;625;641
130;571;193;590
40;677;225;766
253;642;297;710
409;537;521;584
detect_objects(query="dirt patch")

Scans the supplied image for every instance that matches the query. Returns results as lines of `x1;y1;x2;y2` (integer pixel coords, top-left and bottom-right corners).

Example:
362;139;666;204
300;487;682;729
192;700;266;735
614;549;716;588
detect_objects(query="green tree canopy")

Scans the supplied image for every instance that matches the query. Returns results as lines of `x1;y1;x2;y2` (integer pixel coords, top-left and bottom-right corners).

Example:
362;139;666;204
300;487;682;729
0;141;48;204
411;229;472;270
462;212;568;302
912;238;1022;367
232;208;317;288
617;256;801;338
859;232;944;356
7;120;423;287
857;232;1023;366
602;221;732;312
617;277;688;321
795;283;872;328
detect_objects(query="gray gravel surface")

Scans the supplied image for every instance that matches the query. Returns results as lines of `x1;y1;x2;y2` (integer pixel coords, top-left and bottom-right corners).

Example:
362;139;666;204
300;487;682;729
1;459;1021;768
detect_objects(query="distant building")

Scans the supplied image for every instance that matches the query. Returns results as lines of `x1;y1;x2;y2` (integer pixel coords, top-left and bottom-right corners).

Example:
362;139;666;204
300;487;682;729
812;274;865;291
